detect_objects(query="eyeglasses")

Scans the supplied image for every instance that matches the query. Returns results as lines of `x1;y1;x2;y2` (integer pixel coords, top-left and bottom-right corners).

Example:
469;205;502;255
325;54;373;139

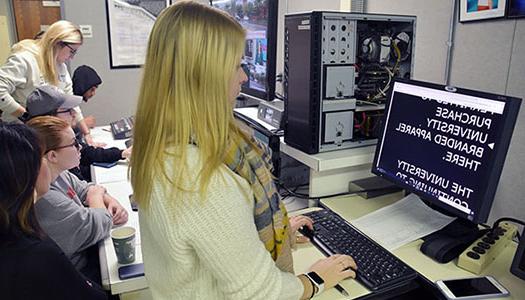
55;108;74;115
63;43;78;56
47;139;81;153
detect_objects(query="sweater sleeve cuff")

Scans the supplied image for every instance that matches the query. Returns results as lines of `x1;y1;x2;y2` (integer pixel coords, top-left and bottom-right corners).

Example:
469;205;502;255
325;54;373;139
281;273;304;300
73;106;84;122
0;94;23;115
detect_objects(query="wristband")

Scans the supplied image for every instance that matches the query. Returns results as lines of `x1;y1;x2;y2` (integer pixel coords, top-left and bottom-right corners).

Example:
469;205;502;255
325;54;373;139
18;112;30;123
304;271;325;296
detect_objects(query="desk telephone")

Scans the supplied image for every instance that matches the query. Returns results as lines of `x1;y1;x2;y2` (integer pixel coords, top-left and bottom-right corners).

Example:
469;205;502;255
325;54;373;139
110;116;134;140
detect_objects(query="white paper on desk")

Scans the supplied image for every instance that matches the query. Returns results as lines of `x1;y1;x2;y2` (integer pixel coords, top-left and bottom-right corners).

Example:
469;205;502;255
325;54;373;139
351;193;455;251
92;164;128;184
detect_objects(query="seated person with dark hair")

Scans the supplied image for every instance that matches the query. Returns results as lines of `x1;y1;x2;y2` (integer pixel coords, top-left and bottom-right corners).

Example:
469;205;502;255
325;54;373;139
26;85;132;181
72;65;102;128
0;123;107;300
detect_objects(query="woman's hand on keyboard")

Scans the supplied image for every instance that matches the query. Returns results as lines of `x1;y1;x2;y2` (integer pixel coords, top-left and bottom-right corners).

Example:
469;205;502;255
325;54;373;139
309;254;357;289
290;215;314;243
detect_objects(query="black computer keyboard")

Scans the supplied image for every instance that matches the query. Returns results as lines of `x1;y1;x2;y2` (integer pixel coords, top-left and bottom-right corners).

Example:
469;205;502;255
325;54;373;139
300;209;418;291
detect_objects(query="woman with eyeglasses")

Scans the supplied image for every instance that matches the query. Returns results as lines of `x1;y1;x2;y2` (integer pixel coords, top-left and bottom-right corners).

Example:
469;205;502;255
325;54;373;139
0;123;107;299
0;20;96;145
26;116;127;284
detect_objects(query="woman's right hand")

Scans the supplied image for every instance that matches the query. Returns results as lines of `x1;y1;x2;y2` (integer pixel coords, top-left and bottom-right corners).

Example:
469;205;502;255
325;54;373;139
308;254;357;290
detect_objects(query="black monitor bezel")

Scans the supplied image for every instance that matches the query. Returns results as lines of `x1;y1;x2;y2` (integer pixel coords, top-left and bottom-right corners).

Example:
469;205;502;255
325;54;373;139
372;78;521;224
507;0;525;19
210;0;278;102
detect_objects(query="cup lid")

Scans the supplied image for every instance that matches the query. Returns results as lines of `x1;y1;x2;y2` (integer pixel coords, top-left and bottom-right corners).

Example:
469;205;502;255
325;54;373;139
111;226;136;239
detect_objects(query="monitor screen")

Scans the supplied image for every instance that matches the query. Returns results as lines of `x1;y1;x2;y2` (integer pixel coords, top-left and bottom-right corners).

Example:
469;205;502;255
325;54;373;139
211;0;278;101
372;79;521;224
507;0;525;18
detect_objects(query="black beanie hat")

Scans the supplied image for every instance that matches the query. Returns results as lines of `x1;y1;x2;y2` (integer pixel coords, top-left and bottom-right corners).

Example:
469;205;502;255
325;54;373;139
72;65;102;96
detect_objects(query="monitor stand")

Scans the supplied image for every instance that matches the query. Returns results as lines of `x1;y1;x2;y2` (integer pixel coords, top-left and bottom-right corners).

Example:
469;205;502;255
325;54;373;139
235;94;261;108
420;218;488;263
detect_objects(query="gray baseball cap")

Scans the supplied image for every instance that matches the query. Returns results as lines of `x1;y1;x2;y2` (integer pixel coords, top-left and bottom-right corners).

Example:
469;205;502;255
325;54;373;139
26;86;82;118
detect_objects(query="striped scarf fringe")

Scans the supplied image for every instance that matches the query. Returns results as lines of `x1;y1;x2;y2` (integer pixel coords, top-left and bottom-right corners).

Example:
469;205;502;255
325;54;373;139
224;132;293;271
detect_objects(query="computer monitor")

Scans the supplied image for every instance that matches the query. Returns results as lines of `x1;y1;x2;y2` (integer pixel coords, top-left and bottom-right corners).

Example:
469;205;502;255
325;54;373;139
210;0;278;101
372;78;521;224
507;0;525;18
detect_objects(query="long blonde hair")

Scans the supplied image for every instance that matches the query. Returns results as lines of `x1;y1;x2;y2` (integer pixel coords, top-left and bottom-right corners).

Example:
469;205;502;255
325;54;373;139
35;20;83;85
11;39;39;55
130;1;246;207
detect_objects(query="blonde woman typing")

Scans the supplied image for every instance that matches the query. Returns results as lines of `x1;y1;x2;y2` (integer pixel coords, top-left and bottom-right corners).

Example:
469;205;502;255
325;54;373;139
0;20;95;145
130;1;357;299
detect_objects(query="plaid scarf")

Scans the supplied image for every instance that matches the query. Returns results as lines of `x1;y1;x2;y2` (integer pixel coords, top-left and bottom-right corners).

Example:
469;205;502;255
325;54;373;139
224;132;294;272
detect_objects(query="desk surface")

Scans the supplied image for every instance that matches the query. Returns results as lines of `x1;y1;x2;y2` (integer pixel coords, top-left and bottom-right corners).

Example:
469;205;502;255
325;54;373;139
98;181;147;294
291;194;524;299
91;127;147;295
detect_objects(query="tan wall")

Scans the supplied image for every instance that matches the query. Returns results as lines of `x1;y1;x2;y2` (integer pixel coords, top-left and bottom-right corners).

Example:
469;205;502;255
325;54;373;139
0;15;11;63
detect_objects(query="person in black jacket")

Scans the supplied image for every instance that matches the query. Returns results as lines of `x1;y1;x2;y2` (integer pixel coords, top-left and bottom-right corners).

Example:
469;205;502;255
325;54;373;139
0;123;107;300
72;65;102;128
25;86;132;181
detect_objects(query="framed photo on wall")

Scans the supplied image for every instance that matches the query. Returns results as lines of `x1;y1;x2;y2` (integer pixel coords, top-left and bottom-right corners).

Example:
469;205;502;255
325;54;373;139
106;0;170;68
459;0;507;22
507;0;525;18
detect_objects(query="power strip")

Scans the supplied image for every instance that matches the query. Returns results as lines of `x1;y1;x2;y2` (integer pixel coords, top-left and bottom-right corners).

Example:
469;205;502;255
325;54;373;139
457;222;518;274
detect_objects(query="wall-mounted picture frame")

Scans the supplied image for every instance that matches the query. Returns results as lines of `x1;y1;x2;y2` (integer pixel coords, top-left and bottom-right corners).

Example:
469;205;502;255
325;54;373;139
106;0;170;68
507;0;525;18
459;0;507;22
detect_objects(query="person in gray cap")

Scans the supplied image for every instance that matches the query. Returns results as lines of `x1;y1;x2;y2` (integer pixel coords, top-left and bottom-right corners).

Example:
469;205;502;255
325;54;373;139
26;86;132;182
26;85;83;120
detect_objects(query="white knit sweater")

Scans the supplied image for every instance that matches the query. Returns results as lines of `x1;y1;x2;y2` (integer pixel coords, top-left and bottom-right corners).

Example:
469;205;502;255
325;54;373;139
139;145;303;300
